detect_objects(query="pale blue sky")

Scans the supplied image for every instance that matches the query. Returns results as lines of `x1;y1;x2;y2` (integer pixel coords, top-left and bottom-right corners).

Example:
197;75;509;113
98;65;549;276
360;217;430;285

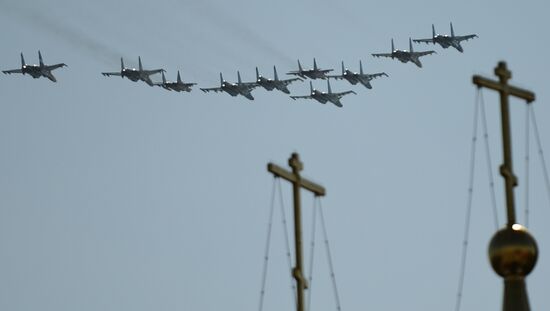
1;1;549;311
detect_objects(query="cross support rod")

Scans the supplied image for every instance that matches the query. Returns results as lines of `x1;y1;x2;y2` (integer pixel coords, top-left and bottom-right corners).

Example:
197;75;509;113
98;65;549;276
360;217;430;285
267;153;325;311
472;61;535;226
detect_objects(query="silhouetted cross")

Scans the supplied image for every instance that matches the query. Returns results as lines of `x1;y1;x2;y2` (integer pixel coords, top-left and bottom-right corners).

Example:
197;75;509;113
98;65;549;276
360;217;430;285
267;153;325;311
473;61;535;226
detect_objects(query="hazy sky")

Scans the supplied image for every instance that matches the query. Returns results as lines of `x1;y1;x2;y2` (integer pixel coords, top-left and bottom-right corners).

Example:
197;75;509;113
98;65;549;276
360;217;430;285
1;1;549;311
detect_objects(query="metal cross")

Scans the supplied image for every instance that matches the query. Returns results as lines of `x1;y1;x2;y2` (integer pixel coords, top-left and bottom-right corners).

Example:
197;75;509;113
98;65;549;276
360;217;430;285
267;153;325;311
473;61;535;226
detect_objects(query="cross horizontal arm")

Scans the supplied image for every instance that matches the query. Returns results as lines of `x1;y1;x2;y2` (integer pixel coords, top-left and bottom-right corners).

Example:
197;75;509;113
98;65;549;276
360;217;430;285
473;75;535;103
267;163;326;196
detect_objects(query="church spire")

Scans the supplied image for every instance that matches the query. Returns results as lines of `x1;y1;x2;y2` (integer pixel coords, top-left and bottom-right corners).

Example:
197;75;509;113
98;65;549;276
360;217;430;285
473;62;538;311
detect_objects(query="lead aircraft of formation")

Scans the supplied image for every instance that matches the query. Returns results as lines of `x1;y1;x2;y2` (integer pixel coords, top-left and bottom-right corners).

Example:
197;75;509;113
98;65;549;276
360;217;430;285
101;57;165;86
2;51;66;82
328;61;388;89
290;80;355;107
372;38;436;68
413;23;477;53
200;72;258;100
286;58;333;80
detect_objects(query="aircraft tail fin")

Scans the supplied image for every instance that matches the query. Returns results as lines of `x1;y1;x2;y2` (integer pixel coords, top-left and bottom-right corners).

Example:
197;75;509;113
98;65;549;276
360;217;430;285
391;38;395;52
237;71;242;84
273;66;279;81
255;67;260;80
359;60;364;75
450;22;455;37
220;72;224;86
409;38;414;52
38;50;44;67
177;71;182;83
313;58;318;70
120;58;125;71
341;61;345;75
432;24;436;38
138;57;143;71
309;81;313;93
298;59;303;72
327;79;332;94
20;53;25;67
162;71;167;83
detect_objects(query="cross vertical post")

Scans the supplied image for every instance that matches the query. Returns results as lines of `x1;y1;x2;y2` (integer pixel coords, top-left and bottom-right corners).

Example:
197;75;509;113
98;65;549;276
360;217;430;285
267;153;326;311
473;62;538;311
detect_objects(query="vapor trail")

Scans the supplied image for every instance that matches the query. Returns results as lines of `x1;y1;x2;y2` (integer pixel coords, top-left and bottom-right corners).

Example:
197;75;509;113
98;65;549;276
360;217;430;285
1;2;125;67
193;2;295;68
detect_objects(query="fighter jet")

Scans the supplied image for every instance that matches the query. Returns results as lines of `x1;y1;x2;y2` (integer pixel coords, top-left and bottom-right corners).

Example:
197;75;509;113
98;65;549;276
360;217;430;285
255;66;302;94
327;61;388;89
413;23;477;53
155;71;196;92
290;80;356;108
372;38;436;68
101;57;165;86
286;58;333;80
200;72;258;100
2;51;66;82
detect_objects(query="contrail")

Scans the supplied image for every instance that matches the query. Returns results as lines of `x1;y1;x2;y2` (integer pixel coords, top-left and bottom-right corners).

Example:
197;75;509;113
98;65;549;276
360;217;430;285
192;2;295;68
1;2;125;67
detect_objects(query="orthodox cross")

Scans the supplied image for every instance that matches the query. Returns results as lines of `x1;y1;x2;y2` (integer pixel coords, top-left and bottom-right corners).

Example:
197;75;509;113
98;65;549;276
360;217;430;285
267;153;326;311
473;62;538;311
473;61;535;226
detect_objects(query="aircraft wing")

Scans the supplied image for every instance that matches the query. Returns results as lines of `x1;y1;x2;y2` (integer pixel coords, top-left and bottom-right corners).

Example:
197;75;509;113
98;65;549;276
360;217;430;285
2;68;23;74
326;74;345;80
414;50;436;57
142;69;165;76
102;72;122;77
286;71;304;78
371;53;393;58
412;38;434;44
200;87;224;93
367;72;389;79
43;72;57;82
282;77;303;85
455;34;478;42
336;90;356;98
46;63;67;71
290;95;313;100
240;82;259;90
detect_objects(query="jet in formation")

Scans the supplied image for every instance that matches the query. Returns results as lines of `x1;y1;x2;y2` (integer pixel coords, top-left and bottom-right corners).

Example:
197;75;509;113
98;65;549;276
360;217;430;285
413;23;478;53
255;66;302;94
372;38;436;68
2;51;67;82
155;71;196;92
328;61;388;89
287;58;333;80
102;57;165;86
290;80;355;108
200;72;258;100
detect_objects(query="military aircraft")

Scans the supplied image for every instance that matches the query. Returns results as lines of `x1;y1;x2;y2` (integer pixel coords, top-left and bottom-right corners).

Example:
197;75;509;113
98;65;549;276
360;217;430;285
372;38;436;68
101;57;165;86
290;80;356;108
413;23;478;53
255;66;302;94
155;71;196;92
2;51;67;82
286;58;333;79
200;72;258;100
327;61;388;89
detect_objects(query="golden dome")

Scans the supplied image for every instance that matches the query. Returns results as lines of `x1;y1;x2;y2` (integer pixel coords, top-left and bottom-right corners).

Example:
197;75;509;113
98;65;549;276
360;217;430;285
488;224;538;278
